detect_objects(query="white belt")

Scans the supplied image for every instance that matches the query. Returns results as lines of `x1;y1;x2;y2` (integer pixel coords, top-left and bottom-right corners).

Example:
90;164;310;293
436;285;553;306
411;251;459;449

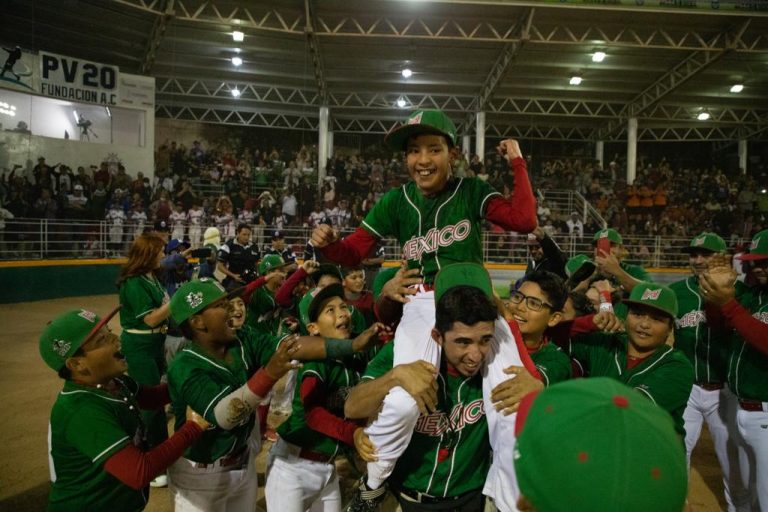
124;326;167;335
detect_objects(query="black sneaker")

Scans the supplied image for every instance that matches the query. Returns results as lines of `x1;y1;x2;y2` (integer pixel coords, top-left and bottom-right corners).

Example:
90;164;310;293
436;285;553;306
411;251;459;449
345;479;387;512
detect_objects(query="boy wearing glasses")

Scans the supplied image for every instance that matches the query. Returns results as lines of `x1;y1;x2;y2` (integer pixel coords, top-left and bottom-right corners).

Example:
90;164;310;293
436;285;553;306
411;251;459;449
563;281;694;436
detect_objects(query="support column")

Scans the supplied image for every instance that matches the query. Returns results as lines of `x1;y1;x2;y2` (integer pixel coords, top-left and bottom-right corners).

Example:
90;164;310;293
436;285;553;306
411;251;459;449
475;111;486;161
462;134;471;158
318;106;329;187
626;117;637;184
327;131;334;160
738;139;747;174
595;140;604;167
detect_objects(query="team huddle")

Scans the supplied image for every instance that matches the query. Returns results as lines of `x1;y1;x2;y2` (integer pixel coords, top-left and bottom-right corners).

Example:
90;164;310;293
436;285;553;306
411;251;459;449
39;110;768;512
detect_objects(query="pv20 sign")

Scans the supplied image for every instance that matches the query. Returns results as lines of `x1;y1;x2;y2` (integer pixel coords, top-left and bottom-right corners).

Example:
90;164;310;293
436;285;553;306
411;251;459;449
40;52;119;105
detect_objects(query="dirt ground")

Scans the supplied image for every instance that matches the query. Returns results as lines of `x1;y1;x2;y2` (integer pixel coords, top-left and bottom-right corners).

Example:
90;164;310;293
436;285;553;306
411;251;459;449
0;295;726;512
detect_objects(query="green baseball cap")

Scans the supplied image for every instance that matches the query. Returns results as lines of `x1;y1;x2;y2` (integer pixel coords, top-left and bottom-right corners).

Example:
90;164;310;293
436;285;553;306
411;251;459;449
434;263;492;304
592;228;622;245
170;278;228;325
312;263;344;286
39;306;120;371
514;378;687;512
622;281;678;318
299;284;345;328
565;254;596;283
384;109;458;151
738;229;768;261
258;254;290;275
681;232;726;254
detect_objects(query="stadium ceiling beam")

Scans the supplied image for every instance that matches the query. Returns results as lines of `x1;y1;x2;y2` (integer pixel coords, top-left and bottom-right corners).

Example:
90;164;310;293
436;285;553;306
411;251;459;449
110;0;768;52
140;0;175;74
155;104;320;131
596;19;752;140
304;0;328;104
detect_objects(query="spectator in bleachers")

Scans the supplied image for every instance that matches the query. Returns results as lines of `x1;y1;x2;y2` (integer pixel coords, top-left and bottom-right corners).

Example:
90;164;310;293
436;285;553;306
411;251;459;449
281;188;298;226
566;212;584;239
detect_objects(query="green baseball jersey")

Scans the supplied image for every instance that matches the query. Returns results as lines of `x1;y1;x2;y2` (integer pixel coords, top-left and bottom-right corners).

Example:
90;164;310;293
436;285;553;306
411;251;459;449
246;286;281;334
567;332;694;437
529;341;572;386
621;261;650;282
118;275;169;330
727;283;768;401
669;276;729;384
48;376;147;512
167;326;282;463
363;342;490;497
361;178;500;281
277;357;360;458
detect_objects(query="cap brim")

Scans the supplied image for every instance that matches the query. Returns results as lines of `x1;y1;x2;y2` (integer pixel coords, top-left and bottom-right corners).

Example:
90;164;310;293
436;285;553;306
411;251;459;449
307;284;345;323
680;246;717;254
570;262;597;283
738;253;768;261
84;305;121;344
384;124;453;151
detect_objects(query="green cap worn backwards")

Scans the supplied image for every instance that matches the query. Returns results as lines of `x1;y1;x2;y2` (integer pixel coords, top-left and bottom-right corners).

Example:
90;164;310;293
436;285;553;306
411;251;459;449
385;109;458;151
434;263;492;304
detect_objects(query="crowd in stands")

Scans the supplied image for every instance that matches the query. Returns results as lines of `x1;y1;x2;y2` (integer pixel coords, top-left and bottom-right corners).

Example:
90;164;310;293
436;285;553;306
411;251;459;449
1;137;767;260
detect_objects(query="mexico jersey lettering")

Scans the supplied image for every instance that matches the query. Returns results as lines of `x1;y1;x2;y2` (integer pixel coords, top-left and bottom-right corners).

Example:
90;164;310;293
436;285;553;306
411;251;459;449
414;399;484;435
362;178;500;280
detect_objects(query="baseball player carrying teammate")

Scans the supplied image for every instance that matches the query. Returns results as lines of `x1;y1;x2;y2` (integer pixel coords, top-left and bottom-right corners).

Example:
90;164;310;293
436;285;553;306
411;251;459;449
265;284;384;512
669;232;749;511
41;306;210;512
699;229;768;510
311;109;536;511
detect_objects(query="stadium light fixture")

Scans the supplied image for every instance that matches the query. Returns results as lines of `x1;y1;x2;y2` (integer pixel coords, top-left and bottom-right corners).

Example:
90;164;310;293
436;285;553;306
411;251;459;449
697;111;710;121
231;87;241;98
401;68;413;79
232;56;243;66
396;97;407;108
232;31;244;42
730;84;744;93
72;110;79;122
569;76;582;85
592;52;606;63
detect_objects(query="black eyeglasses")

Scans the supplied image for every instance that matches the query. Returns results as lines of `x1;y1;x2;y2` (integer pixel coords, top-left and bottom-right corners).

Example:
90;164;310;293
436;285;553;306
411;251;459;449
509;291;553;312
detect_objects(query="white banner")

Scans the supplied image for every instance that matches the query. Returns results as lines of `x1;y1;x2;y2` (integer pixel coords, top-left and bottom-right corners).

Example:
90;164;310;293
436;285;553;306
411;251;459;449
39;51;119;106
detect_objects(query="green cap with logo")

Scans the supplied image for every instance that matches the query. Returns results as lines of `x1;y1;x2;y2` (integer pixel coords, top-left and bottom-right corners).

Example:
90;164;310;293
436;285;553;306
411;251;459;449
514;378;687;512
565;254;596;283
681;232;726;254
434;263;492;304
39;306;120;372
738;229;768;261
592;228;622;245
385;109;458;151
299;284;345;328
622;281;678;318
258;254;290;275
170;278;228;325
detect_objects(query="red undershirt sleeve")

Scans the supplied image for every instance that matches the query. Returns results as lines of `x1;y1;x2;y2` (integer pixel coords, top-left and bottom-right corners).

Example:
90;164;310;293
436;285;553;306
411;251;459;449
721;298;768;357
546;314;596;349
506;319;542;381
135;383;170;410
242;276;267;304
318;228;379;268
300;376;360;446
103;422;203;490
484;157;537;233
275;268;307;307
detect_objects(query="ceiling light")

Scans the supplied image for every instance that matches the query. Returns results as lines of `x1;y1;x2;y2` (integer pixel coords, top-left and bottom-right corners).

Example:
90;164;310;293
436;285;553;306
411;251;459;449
592;52;606;63
569;76;582;85
401;68;413;78
396;98;407;108
231;56;243;66
697;112;710;121
232;31;244;42
730;84;744;93
73;110;79;122
231;88;241;98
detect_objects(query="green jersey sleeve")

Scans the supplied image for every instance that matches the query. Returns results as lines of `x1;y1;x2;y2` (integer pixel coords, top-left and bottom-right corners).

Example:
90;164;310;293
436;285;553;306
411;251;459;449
362;342;394;380
239;325;283;369
174;368;236;426
621;262;651;282
65;402;132;464
631;351;694;416
566;331;615;376
119;276;165;328
361;188;399;239
467;178;502;220
531;343;572;386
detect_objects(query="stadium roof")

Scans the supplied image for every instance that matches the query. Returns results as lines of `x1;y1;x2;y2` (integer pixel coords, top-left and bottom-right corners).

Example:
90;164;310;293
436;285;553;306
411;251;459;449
5;0;768;141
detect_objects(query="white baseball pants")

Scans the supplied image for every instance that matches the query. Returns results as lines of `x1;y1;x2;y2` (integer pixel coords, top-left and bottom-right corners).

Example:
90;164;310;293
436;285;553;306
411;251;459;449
683;385;751;512
265;439;341;512
735;404;768;512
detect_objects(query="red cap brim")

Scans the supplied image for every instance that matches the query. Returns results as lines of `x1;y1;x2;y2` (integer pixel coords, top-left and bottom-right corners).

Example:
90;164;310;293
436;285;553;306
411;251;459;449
84;305;121;344
737;253;768;261
514;389;542;437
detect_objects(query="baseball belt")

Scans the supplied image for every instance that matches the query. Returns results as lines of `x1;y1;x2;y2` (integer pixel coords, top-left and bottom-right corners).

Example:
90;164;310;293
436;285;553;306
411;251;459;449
395;487;479;505
696;382;724;391
187;445;248;470
124;326;168;335
738;399;768;412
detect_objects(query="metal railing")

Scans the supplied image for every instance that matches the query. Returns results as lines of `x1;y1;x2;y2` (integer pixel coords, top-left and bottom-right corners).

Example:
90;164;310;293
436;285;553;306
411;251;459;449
538;189;606;227
0;218;739;268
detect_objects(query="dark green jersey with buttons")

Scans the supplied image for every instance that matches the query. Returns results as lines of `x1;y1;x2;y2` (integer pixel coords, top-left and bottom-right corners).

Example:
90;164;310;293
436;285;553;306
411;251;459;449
363;342;490;497
361;178;500;282
530;341;572;386
48;376;147;512
278;357;361;458
119;275;169;331
669;276;729;384
727;283;768;401
167;325;281;463
567;332;694;437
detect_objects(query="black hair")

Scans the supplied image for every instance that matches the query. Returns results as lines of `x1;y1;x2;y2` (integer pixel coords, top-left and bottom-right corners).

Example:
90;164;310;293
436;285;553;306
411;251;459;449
179;320;196;341
341;266;363;278
312;264;343;286
58;366;72;380
236;223;251;234
523;270;568;312
435;286;497;334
